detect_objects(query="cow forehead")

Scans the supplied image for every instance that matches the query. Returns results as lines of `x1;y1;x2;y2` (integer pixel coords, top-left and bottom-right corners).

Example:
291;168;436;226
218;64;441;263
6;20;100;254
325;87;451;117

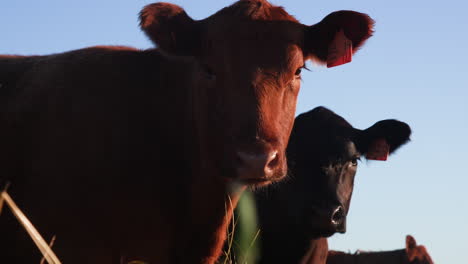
198;10;306;69
205;20;303;47
206;0;300;25
343;141;358;158
318;139;358;162
201;27;304;72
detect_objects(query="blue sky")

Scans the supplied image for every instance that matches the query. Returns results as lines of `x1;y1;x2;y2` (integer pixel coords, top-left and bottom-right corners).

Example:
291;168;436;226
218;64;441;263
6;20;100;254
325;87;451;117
1;0;466;262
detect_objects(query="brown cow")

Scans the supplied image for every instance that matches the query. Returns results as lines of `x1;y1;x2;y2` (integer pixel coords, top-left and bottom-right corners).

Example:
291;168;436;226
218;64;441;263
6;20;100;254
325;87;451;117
326;235;435;264
0;1;373;263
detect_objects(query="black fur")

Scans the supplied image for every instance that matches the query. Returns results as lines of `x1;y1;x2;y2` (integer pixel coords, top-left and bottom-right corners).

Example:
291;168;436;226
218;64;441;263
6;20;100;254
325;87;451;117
255;106;411;263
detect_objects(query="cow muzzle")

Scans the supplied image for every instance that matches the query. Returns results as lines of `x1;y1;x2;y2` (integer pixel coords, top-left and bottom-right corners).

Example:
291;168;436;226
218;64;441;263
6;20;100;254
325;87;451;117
331;206;346;233
311;205;347;237
235;146;285;185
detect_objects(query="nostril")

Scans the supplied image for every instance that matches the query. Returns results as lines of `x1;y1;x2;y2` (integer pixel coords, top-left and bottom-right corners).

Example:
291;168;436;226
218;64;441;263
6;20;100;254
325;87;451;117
331;206;345;225
265;151;279;170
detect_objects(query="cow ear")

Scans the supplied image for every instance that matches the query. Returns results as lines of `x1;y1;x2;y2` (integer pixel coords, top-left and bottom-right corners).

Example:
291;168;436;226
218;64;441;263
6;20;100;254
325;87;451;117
406;235;417;250
356;119;411;160
405;235;419;261
405;235;434;263
304;11;374;67
139;3;199;55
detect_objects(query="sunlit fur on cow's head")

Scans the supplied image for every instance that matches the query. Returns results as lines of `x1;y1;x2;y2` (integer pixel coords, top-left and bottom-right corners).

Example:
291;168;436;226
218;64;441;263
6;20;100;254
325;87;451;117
139;1;374;186
283;107;411;238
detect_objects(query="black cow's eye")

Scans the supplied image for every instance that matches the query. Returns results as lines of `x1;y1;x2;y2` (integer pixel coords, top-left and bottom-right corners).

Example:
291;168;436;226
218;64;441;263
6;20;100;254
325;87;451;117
350;157;360;167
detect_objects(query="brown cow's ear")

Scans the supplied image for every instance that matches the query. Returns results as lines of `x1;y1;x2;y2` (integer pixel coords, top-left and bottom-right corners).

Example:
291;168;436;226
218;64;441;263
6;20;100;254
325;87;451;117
356;119;411;159
405;235;435;263
406;235;417;250
405;235;419;261
139;3;199;55
304;11;374;67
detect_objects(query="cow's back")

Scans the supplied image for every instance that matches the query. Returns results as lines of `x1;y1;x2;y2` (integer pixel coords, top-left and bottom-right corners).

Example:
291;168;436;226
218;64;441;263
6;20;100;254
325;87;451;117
0;46;196;263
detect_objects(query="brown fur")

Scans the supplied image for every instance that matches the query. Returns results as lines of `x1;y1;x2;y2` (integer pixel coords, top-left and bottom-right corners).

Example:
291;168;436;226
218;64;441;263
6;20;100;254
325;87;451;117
0;1;374;263
0;47;204;263
327;235;434;264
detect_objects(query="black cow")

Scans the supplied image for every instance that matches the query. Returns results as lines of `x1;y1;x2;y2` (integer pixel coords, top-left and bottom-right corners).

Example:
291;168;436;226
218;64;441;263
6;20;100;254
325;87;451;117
255;106;411;264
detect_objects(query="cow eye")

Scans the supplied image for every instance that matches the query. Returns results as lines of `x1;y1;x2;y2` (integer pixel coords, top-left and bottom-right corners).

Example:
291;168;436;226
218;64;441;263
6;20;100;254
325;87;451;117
350;157;360;167
295;68;302;76
295;65;308;78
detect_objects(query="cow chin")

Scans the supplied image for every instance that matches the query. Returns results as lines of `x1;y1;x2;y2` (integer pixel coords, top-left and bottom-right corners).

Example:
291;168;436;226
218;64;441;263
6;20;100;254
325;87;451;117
222;155;287;187
306;212;347;238
316;223;346;237
238;165;287;187
307;224;339;238
315;230;336;238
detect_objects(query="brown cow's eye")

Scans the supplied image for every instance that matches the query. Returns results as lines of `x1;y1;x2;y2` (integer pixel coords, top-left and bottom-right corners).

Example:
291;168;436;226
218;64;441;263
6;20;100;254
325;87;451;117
295;68;302;76
350;157;359;167
295;65;308;78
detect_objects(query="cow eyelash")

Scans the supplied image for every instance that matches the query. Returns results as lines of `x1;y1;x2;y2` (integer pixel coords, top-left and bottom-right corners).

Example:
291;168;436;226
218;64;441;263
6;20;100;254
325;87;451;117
350;156;361;166
295;65;309;79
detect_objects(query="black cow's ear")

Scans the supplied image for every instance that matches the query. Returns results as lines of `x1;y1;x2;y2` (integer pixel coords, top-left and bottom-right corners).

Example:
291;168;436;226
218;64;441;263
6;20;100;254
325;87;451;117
304;11;374;67
357;119;411;159
139;3;199;55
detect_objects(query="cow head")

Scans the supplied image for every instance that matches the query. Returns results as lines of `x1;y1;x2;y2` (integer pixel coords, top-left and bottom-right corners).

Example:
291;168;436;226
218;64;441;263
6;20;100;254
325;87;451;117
139;1;374;186
285;107;411;237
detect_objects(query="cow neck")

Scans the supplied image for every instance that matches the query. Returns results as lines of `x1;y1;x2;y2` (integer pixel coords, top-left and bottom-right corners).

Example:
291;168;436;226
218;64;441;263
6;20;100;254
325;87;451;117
162;51;248;263
182;178;246;264
156;49;198;153
144;50;204;262
299;238;329;264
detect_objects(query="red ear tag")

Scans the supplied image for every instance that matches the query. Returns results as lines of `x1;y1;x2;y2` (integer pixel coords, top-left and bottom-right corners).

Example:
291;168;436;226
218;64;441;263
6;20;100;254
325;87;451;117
327;30;353;68
366;138;389;161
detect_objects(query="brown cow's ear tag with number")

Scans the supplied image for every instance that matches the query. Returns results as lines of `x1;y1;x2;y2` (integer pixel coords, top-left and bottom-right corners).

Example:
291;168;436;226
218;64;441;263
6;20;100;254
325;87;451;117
327;30;353;68
366;138;390;161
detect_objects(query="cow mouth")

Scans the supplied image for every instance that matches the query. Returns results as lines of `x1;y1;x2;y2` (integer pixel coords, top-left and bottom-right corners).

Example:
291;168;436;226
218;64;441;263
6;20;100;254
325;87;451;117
238;172;285;186
306;225;337;238
317;230;336;238
241;177;271;185
306;225;345;238
306;210;346;238
239;176;274;186
224;155;287;186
